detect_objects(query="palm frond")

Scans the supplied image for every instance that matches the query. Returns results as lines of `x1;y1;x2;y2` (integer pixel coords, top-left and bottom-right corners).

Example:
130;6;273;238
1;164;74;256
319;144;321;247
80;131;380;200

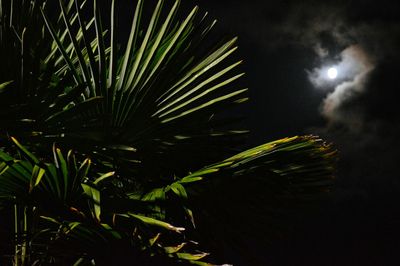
184;135;337;264
0;138;216;265
38;0;247;178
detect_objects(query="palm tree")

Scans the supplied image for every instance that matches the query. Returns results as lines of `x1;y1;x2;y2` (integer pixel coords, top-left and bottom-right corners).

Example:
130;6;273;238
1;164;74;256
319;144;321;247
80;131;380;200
0;0;336;265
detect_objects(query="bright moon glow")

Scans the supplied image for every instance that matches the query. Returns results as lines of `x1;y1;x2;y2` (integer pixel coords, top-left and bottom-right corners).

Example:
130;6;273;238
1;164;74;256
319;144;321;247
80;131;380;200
327;67;338;79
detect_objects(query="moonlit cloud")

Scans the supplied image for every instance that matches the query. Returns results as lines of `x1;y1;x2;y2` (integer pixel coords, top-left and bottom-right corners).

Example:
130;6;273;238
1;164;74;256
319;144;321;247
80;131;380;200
308;45;375;129
308;45;373;88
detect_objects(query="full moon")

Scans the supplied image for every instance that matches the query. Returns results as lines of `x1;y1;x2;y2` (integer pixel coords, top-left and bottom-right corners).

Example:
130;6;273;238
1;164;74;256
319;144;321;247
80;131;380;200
327;67;338;79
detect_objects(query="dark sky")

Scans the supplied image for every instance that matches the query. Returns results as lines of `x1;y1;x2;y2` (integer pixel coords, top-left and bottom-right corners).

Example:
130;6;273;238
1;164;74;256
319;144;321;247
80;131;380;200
190;0;400;265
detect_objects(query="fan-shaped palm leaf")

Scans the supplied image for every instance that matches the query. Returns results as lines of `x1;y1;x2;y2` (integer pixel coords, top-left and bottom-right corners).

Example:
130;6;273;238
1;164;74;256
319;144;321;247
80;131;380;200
37;0;248;179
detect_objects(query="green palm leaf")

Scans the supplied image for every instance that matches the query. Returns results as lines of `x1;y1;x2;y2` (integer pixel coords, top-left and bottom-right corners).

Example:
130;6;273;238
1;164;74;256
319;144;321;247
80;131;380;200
0;139;215;264
184;136;336;264
37;0;247;179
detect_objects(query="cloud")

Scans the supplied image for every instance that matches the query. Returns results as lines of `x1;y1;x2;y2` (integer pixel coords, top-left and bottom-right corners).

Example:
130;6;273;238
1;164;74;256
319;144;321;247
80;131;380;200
277;1;400;199
283;1;400;133
308;45;375;131
197;0;400;172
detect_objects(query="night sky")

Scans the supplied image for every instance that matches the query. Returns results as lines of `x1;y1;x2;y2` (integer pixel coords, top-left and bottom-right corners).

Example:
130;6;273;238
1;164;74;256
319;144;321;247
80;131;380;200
191;0;400;265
